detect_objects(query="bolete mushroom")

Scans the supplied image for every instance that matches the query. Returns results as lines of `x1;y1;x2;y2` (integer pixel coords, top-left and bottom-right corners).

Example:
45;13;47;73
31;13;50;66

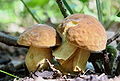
53;14;107;73
17;24;60;72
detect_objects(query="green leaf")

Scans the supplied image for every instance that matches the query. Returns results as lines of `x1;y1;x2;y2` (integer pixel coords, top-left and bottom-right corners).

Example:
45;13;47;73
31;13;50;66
106;45;117;57
117;12;120;17
110;15;120;22
117;42;120;51
106;45;117;70
79;0;89;3
27;0;49;7
0;70;19;78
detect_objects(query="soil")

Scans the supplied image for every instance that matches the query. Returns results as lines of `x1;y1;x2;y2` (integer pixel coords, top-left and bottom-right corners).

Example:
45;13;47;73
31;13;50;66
0;42;27;81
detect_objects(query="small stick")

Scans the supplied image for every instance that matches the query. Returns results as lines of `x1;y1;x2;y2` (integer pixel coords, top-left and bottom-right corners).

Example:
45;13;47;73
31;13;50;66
46;59;59;72
107;32;120;45
96;0;103;23
0;32;27;48
20;0;40;23
62;0;74;14
31;64;41;77
56;0;68;18
33;64;41;74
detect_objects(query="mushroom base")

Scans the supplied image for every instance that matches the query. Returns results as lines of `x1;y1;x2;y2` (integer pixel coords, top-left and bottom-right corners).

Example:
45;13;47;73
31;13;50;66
25;46;53;72
59;48;90;74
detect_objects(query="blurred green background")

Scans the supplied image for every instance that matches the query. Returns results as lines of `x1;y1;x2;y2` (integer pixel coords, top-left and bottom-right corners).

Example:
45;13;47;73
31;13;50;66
0;0;120;35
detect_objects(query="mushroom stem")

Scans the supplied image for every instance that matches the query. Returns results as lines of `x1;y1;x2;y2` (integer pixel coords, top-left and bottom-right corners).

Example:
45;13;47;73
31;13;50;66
61;48;90;73
73;48;90;72
25;46;53;72
53;40;77;60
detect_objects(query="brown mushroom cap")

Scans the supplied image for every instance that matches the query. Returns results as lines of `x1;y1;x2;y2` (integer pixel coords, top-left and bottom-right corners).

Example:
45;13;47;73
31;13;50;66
17;24;57;48
57;14;107;51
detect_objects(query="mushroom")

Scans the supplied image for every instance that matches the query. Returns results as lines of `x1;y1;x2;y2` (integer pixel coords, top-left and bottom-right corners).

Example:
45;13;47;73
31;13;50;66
53;14;107;73
17;24;60;72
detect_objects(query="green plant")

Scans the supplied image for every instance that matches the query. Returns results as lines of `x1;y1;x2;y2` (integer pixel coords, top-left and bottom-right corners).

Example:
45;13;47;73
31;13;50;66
0;70;19;78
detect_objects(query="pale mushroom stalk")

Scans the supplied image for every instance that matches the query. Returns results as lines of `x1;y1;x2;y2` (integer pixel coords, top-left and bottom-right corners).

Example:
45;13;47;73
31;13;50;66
60;48;90;73
25;46;52;72
73;49;90;72
53;40;77;60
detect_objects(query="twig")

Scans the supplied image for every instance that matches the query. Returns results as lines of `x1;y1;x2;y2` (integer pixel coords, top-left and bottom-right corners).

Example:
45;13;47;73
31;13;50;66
62;0;73;14
56;0;68;18
46;59;58;72
0;32;27;48
107;32;120;45
30;64;41;77
20;0;40;23
46;59;62;75
96;0;103;23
